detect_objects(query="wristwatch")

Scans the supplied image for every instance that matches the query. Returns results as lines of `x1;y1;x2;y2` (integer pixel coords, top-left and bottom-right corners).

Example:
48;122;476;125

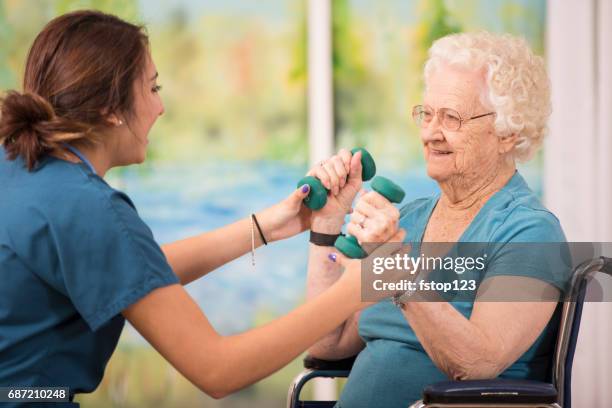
310;231;343;247
391;288;416;309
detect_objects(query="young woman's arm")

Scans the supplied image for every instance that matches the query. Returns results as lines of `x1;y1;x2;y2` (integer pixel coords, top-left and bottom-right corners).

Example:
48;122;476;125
122;264;363;399
162;185;311;285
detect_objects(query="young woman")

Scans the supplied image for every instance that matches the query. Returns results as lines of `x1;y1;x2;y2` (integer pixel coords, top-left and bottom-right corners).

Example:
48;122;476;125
0;10;395;405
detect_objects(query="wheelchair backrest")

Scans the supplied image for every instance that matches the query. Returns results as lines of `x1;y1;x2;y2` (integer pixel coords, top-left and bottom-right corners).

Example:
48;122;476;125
552;256;612;408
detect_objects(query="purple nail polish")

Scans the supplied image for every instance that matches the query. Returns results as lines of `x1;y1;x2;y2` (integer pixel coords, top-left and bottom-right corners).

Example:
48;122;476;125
328;253;337;262
301;184;310;193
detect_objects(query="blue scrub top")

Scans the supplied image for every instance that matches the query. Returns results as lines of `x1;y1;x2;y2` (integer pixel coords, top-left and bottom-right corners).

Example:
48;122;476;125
0;148;179;406
337;172;568;408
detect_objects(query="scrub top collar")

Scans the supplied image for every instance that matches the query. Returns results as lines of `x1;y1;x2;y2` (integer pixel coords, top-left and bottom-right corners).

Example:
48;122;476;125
62;143;97;176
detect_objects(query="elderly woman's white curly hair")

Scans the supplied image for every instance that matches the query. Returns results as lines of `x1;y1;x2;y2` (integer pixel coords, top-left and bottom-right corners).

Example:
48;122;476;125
424;31;551;162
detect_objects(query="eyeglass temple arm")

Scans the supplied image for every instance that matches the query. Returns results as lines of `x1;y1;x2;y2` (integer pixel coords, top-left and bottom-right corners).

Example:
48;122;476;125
469;112;496;120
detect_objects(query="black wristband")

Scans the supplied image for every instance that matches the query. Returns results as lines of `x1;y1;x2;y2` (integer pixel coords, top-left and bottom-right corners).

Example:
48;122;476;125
310;231;343;247
251;214;268;245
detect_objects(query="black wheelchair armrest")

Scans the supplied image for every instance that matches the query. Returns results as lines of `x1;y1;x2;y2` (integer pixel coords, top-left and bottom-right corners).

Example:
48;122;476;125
422;379;558;405
303;355;357;371
288;355;358;408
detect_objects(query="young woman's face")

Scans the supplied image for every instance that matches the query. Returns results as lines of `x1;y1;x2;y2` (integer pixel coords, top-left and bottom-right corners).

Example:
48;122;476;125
112;53;164;165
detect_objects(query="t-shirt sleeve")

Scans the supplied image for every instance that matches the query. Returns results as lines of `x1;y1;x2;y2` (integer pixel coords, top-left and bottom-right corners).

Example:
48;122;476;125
483;207;571;294
53;189;179;331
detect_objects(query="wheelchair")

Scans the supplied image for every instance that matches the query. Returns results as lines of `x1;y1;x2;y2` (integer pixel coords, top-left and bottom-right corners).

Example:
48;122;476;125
288;256;612;408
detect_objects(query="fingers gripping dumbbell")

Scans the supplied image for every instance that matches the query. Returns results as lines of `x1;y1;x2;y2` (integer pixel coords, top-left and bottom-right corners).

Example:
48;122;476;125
334;176;406;259
296;147;376;211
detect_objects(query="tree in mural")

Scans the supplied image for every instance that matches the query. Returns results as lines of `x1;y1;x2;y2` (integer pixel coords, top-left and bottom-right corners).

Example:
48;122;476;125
54;0;139;20
0;2;16;89
331;0;388;147
330;0;463;161
410;0;462;101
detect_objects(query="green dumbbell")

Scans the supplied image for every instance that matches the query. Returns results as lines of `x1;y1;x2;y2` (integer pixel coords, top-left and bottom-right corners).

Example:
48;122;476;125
297;147;376;211
334;176;406;259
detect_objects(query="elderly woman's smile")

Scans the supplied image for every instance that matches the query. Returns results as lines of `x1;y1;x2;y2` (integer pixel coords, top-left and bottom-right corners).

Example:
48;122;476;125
425;146;455;165
427;145;454;156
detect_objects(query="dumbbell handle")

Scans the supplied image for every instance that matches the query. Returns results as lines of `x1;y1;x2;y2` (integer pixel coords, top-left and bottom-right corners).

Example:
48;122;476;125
334;176;405;259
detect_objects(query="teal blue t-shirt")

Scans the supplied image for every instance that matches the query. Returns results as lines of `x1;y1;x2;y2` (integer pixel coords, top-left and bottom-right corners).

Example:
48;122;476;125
337;172;567;408
0;149;179;406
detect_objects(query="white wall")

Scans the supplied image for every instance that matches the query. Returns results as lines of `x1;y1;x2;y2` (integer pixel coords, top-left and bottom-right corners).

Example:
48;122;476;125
545;0;612;406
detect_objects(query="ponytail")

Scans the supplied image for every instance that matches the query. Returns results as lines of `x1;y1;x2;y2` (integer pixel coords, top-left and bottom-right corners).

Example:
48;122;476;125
0;91;92;170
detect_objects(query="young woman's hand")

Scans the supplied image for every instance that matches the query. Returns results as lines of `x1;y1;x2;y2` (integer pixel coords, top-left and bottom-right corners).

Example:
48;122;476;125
256;184;313;242
308;149;364;234
256;148;363;242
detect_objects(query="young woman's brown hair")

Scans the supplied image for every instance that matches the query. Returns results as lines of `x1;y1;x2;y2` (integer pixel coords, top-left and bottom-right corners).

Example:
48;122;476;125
0;10;149;170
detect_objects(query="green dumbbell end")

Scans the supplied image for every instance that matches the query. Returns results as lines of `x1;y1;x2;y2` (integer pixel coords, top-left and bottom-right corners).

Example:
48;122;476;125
351;147;376;181
335;235;368;259
371;176;406;204
297;176;328;210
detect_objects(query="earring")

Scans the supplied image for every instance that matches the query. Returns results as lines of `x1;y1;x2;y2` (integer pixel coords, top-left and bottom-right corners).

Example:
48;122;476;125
117;120;123;126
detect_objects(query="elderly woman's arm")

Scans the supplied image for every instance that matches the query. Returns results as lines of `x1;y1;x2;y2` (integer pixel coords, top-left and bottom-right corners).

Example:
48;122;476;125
306;149;406;359
305;150;366;359
400;276;559;380
306;240;365;359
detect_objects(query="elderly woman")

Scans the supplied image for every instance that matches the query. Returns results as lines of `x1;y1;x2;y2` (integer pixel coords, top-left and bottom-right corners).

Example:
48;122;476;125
306;31;565;407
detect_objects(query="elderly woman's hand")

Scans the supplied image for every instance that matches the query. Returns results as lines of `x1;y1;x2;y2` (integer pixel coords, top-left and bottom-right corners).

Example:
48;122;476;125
347;190;401;247
308;149;363;234
333;227;407;304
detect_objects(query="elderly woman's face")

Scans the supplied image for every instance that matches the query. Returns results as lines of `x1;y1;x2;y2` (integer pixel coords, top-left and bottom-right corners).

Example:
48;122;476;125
421;65;500;183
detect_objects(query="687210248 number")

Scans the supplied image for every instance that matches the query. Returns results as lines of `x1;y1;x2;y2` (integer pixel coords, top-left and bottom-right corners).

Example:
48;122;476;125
0;387;70;402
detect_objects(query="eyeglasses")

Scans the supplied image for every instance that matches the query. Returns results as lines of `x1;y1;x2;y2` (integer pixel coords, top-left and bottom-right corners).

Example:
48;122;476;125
412;104;496;131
